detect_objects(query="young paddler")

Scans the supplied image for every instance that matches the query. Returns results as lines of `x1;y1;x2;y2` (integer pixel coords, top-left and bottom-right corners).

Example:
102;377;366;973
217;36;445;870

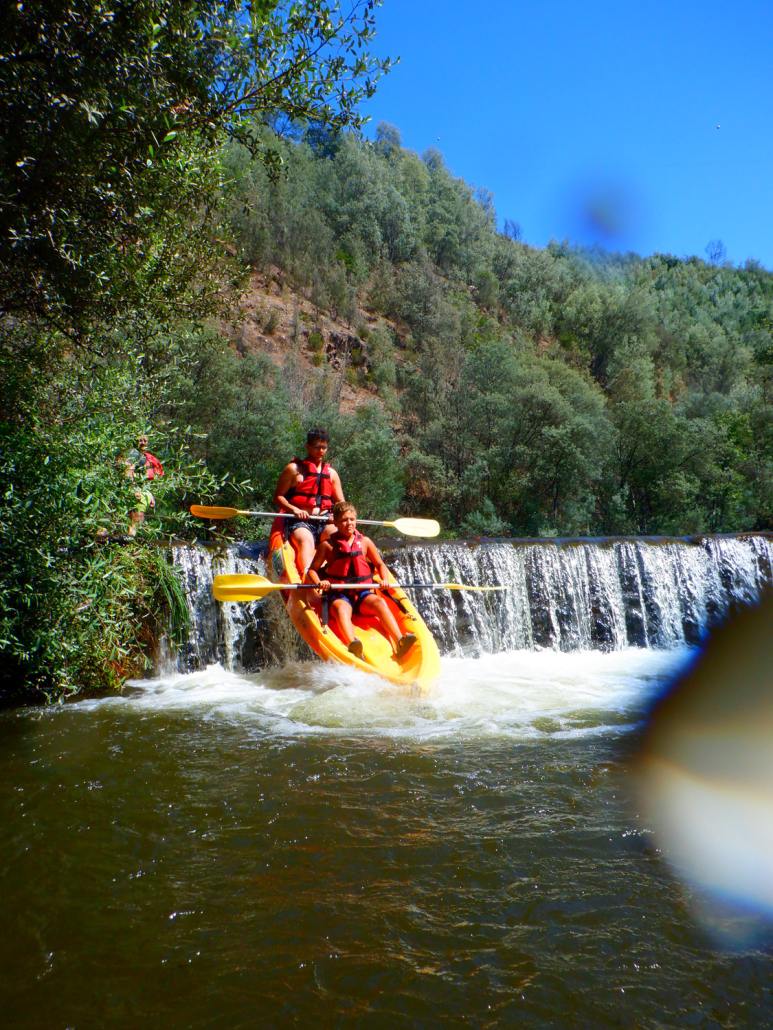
305;501;417;661
273;427;344;572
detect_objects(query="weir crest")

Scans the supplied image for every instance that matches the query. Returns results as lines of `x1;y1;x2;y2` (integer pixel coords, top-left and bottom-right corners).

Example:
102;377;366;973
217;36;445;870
167;534;772;674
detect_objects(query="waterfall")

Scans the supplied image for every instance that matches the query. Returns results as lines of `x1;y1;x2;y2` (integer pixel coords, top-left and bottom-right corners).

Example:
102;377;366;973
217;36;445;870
389;534;772;655
167;543;311;674
165;534;772;673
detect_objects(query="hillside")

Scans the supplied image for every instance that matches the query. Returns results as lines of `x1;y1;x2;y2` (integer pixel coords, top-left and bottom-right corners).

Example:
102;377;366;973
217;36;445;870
5;109;772;700
232;268;393;415
190;123;772;541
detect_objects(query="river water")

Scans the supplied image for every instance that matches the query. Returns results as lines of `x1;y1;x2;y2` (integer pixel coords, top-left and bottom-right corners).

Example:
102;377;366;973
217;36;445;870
3;644;772;1026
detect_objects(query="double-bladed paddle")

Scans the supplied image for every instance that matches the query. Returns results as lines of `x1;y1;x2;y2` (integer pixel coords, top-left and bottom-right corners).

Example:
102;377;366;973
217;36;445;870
212;573;504;602
190;504;440;539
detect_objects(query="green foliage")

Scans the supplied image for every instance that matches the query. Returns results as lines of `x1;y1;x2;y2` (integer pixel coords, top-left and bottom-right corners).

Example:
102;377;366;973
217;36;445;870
262;308;280;335
1;1;393;702
366;324;397;391
64;546;190;695
400;340;613;535
0;0;392;334
459;499;511;538
333;405;404;518
0;324;222;703
170;333;298;504
223;125;772;537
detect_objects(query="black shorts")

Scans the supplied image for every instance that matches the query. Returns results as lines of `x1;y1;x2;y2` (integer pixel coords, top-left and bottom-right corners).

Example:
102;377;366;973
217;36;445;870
285;518;330;545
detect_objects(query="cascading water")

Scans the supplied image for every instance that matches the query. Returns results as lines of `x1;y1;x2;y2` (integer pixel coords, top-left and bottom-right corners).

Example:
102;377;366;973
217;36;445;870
389;534;771;654
169;543;311;674
167;534;771;673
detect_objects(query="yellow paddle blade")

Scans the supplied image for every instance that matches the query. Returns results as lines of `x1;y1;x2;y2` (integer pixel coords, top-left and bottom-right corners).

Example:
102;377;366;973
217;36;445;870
387;517;440;538
190;504;242;519
212;573;283;601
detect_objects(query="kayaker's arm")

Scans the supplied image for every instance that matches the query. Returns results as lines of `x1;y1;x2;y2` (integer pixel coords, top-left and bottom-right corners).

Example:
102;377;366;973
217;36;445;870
330;468;345;507
306;542;332;592
274;461;309;520
363;536;389;584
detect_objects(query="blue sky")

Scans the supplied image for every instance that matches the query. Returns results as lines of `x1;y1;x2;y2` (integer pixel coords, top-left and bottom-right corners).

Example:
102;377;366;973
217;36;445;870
362;0;773;267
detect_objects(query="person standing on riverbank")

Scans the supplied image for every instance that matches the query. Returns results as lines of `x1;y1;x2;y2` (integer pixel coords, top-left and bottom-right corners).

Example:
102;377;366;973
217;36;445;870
273;428;344;572
125;433;164;536
127;434;165;483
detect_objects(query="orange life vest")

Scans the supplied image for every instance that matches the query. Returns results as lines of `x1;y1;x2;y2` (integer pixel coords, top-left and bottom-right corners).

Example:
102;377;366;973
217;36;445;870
143;451;164;480
287;457;335;512
324;530;372;585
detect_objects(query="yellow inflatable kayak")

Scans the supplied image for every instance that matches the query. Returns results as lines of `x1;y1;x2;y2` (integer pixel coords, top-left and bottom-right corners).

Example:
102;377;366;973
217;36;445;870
267;519;440;691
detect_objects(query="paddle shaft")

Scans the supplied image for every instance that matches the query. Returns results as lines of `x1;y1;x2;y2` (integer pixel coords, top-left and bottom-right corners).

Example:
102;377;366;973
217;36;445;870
199;508;403;528
190;505;440;538
212;575;503;601
271;512;399;529
281;582;480;591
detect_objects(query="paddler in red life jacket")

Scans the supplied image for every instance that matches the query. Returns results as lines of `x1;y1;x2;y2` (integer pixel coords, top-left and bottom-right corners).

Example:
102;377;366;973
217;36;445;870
128;434;165;481
124;433;164;537
305;501;417;661
273;427;344;573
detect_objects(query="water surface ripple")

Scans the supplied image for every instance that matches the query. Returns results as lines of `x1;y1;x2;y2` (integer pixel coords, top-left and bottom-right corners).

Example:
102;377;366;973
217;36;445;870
2;650;771;1026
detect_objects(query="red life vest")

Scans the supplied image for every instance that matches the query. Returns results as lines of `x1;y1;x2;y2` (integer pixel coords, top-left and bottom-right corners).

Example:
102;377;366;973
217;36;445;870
287;457;335;512
324;530;372;585
144;451;164;480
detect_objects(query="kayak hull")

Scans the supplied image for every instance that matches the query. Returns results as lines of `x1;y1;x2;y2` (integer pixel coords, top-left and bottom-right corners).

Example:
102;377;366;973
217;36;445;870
267;519;440;691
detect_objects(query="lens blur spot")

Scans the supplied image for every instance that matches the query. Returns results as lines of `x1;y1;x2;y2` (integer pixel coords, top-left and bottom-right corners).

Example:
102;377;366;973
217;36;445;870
635;594;773;943
558;173;643;251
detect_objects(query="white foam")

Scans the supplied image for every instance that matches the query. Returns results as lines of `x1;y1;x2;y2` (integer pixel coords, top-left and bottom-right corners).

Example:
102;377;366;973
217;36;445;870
75;647;691;742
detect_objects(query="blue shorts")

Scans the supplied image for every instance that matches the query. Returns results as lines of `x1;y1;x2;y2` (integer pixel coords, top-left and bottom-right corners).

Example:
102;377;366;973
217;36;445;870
285;518;330;545
333;589;374;614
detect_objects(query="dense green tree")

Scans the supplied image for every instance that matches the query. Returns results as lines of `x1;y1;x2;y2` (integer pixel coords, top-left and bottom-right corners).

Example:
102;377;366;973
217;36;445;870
0;323;217;700
399;339;613;534
0;0;391;333
221;124;772;539
0;2;393;702
334;405;404;519
169;332;297;503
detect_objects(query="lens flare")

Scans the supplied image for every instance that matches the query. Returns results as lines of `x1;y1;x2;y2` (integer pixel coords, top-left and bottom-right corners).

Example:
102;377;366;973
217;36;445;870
636;594;773;940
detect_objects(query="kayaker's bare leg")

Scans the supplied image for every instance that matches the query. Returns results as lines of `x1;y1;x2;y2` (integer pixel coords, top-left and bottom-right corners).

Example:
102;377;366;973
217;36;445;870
330;597;357;645
359;595;417;657
358;594;402;647
319;523;337;545
290;525;315;575
291;522;336;575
